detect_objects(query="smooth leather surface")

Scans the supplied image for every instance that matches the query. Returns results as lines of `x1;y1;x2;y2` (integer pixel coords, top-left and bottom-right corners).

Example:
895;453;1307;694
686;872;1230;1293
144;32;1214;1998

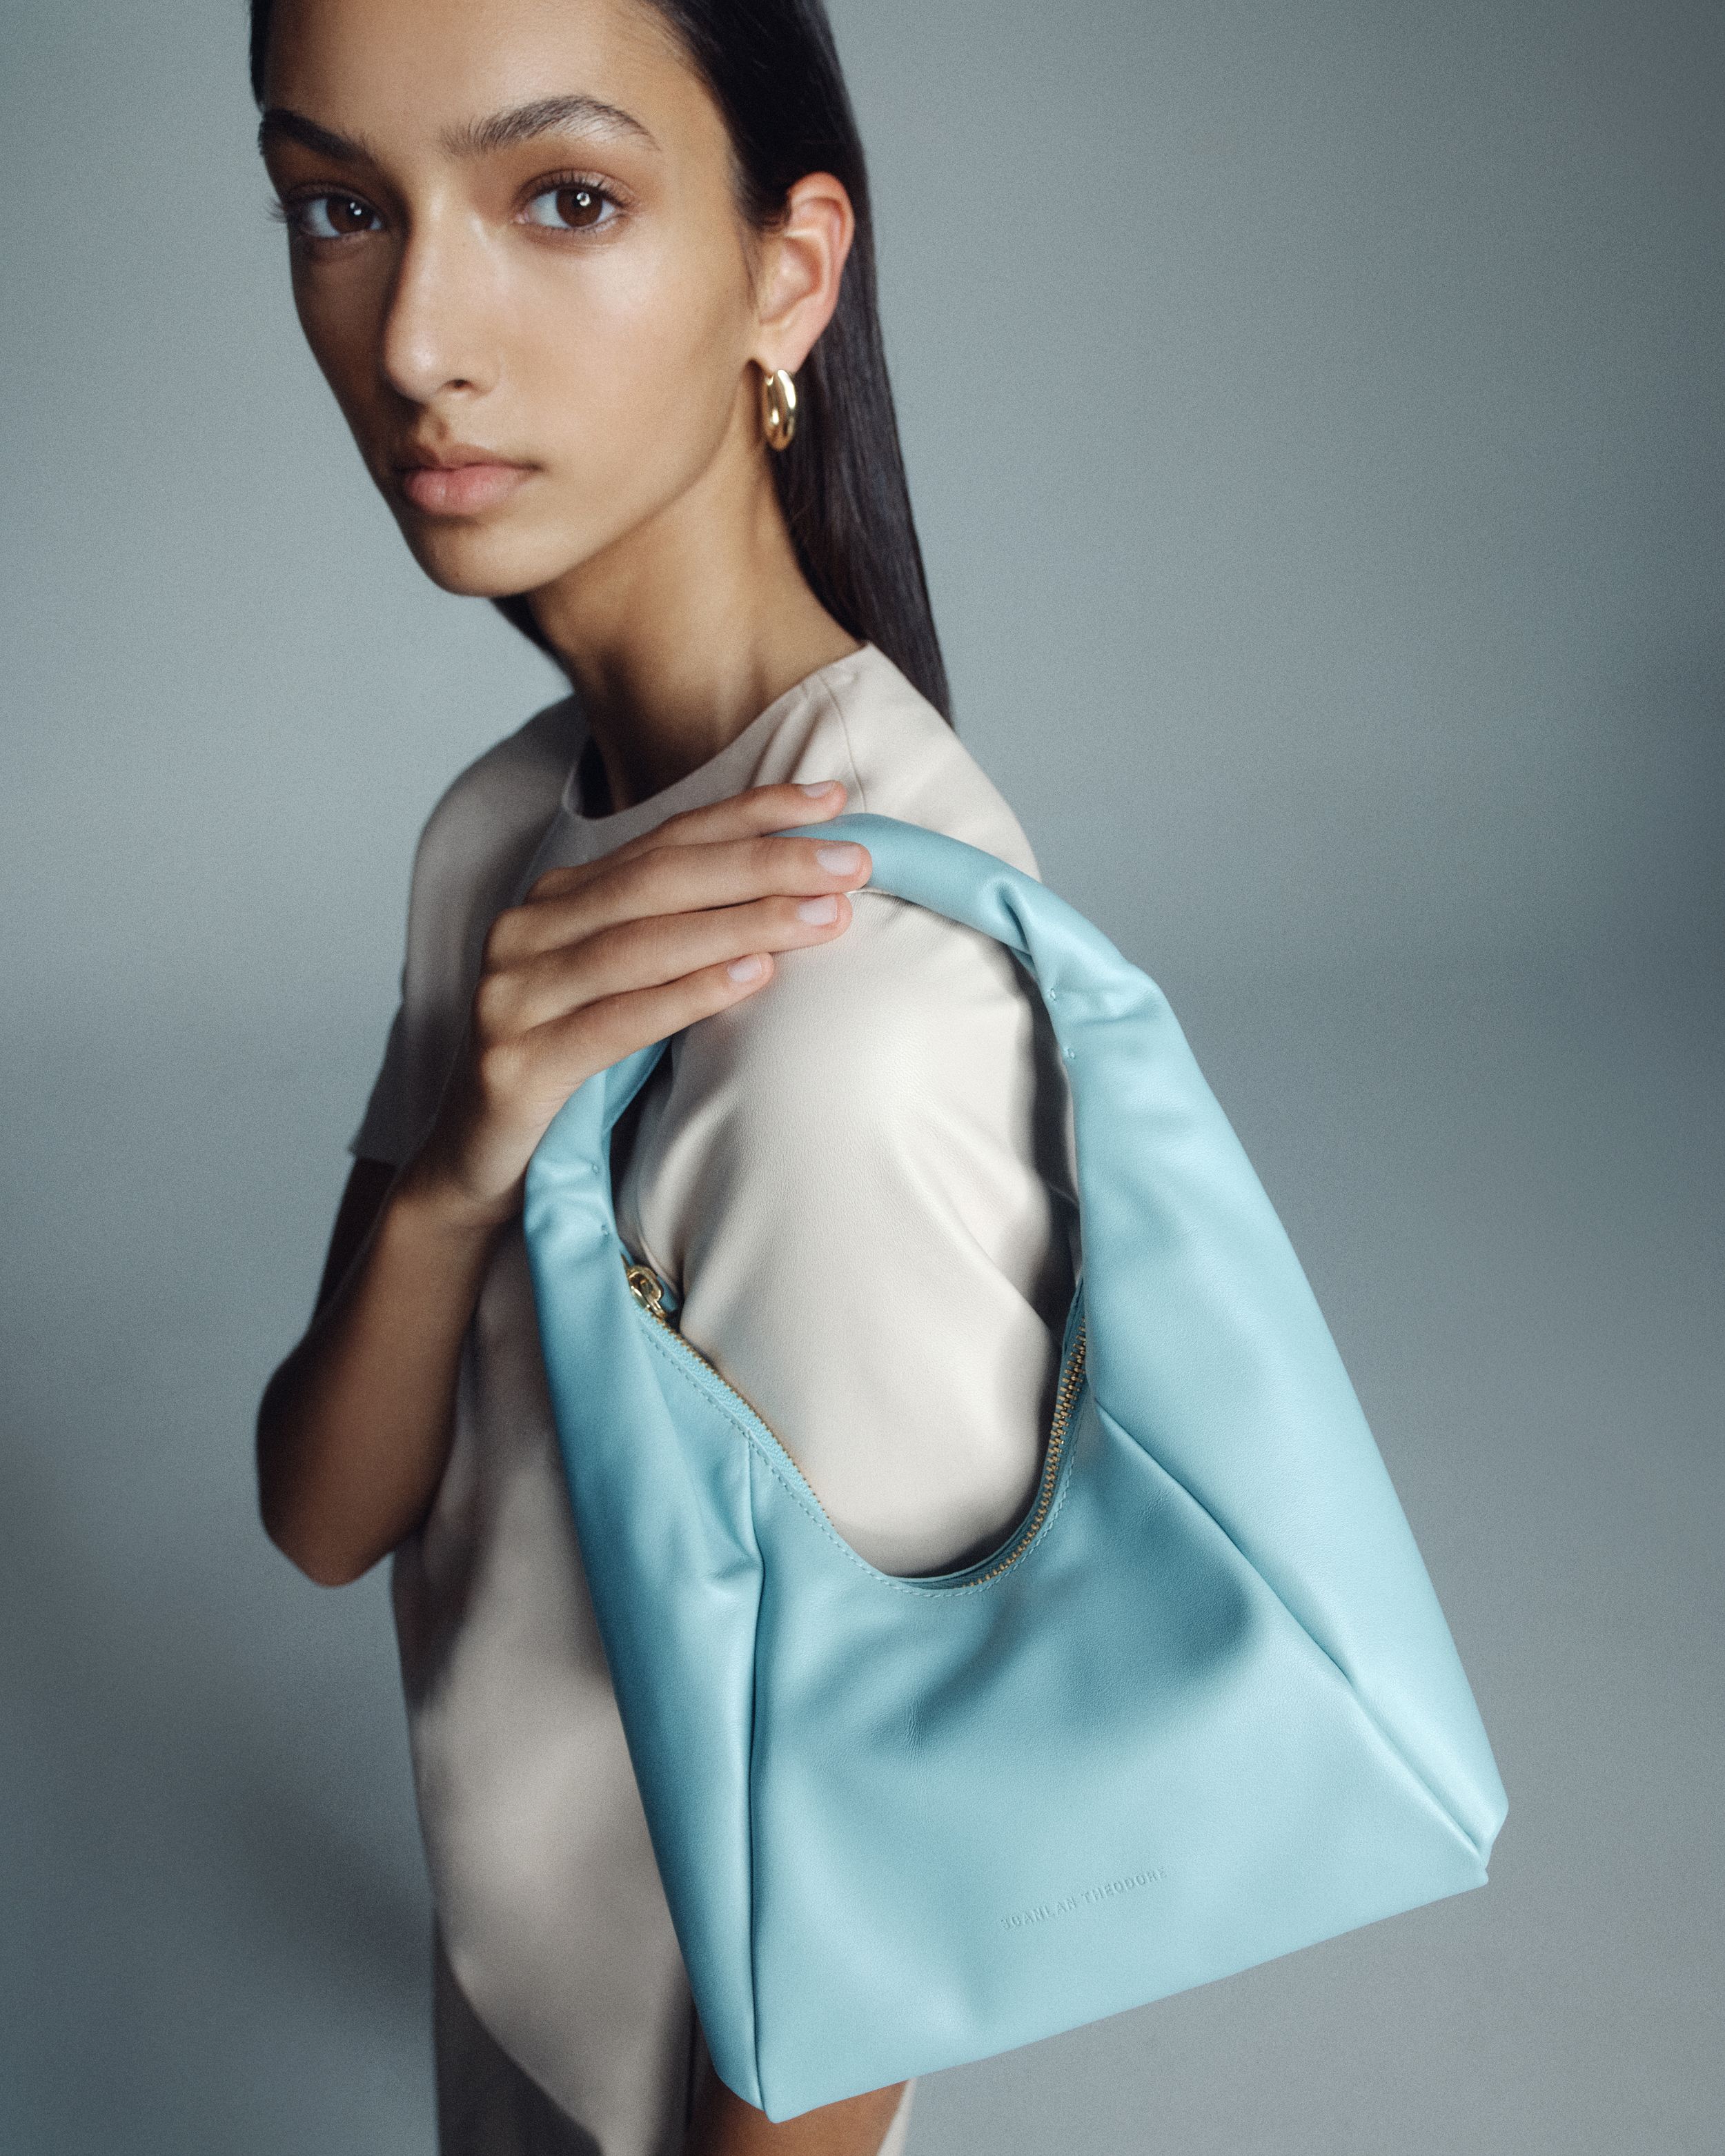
524;814;1508;2121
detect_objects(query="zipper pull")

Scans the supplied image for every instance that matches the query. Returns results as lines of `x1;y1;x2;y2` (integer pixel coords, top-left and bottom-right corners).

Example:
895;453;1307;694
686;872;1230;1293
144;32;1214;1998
624;1260;667;1316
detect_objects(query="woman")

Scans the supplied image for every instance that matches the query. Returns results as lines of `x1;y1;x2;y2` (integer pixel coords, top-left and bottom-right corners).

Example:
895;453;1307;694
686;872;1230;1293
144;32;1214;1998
253;1;1078;2151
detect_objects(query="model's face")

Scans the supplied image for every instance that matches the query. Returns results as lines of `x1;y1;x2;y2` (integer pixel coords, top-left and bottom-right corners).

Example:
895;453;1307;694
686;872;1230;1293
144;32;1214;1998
259;0;773;599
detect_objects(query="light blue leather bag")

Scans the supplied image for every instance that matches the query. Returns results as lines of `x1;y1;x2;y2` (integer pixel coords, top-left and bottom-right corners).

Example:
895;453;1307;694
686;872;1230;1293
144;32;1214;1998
523;813;1507;2122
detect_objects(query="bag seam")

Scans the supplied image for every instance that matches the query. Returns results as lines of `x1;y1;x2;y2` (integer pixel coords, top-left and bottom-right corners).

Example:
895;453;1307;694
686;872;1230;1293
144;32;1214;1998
745;1440;766;2101
632;1323;769;2098
1092;1392;1487;1863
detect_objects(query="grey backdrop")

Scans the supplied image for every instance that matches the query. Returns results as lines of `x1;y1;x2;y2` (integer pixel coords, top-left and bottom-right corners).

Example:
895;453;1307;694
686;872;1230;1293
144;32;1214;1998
2;1;1719;2151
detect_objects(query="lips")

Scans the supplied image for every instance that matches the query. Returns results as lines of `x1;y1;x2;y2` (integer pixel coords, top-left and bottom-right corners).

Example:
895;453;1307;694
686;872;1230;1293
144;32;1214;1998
395;446;536;517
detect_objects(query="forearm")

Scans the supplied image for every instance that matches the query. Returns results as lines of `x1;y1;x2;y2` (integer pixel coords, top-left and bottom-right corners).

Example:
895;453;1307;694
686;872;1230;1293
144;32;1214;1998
257;1163;506;1585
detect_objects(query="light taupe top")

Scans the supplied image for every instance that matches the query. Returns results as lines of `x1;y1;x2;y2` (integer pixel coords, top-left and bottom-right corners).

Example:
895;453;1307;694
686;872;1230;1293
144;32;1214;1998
353;643;1077;2153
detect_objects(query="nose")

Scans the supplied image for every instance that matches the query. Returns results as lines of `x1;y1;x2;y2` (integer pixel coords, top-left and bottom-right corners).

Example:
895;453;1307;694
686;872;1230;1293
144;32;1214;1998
379;208;502;404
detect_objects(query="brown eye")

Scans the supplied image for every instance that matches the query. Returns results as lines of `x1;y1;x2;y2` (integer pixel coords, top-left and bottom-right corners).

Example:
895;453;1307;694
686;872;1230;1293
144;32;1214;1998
522;182;618;233
291;193;380;241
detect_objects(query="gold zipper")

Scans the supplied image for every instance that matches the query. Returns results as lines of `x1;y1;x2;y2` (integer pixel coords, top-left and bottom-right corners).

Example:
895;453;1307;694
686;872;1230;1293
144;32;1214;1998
969;1320;1087;1583
623;1256;1087;1585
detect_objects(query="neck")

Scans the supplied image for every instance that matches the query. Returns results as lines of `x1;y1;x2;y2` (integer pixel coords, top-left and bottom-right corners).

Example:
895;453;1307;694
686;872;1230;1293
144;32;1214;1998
527;410;861;815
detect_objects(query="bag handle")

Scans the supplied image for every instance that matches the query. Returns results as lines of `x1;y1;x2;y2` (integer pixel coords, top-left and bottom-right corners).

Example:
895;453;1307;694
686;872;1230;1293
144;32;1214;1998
780;813;1118;980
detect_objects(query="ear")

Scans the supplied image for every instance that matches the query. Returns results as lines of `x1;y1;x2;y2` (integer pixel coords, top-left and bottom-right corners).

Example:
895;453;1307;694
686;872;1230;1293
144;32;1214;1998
751;172;856;376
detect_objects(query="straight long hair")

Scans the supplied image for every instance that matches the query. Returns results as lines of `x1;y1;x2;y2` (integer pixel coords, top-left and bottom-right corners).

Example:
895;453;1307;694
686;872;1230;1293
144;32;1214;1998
249;0;952;721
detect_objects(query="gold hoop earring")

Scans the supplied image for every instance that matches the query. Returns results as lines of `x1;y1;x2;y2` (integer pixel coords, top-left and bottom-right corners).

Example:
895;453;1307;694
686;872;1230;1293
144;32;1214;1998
760;365;798;452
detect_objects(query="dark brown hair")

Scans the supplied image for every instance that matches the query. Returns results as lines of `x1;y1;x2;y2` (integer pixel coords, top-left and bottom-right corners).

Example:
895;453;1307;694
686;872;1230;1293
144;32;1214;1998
249;0;952;720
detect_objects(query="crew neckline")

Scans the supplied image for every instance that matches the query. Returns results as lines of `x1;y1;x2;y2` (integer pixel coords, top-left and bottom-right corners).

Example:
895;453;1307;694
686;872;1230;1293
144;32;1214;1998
559;643;875;840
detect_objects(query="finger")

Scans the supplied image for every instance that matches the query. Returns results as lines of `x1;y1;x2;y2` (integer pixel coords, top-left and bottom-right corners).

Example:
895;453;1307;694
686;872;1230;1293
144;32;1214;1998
501;829;871;966
487;890;853;1034
620;779;854;861
524;780;852;906
529;951;780;1085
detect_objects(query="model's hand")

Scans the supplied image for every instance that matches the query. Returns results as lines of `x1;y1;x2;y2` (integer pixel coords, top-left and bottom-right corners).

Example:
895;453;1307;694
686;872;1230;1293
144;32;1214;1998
408;780;870;1227
258;778;869;1588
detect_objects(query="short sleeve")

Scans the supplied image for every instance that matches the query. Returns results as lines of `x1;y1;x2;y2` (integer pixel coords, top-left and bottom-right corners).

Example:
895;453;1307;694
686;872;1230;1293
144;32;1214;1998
348;1003;416;1166
344;698;586;1171
613;885;1080;1579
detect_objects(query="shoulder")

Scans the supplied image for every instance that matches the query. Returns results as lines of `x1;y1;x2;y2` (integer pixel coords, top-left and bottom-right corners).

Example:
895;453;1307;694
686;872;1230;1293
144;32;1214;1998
764;645;1042;880
410;694;584;902
352;695;583;1165
387;693;583;1078
396;693;584;992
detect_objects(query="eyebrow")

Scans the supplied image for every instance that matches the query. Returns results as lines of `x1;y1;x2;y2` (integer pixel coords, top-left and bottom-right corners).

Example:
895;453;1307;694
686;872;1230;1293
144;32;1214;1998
258;93;656;165
442;94;656;158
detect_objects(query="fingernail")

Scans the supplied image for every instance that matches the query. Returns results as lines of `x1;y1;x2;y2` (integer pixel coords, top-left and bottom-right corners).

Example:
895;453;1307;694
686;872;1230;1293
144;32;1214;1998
796;894;839;924
815;842;864;875
728;954;767;982
798;780;842;797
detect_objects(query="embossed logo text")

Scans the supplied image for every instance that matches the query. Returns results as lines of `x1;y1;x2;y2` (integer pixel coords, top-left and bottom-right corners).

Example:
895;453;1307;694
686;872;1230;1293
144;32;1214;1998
1001;1868;1168;1931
